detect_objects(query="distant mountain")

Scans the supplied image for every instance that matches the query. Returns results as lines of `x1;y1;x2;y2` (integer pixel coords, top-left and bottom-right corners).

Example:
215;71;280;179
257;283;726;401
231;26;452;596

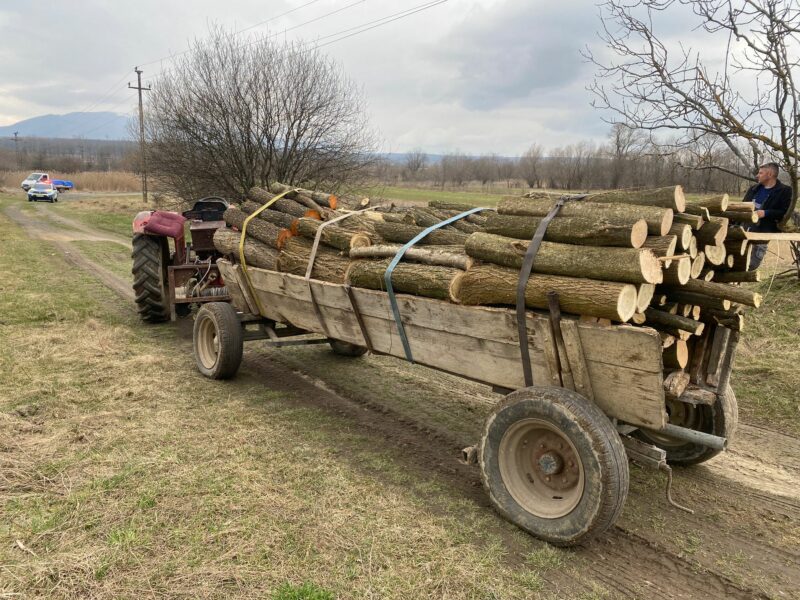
0;112;132;141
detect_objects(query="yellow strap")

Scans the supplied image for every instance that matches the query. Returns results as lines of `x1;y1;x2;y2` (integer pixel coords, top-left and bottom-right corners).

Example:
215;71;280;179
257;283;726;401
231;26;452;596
238;188;299;316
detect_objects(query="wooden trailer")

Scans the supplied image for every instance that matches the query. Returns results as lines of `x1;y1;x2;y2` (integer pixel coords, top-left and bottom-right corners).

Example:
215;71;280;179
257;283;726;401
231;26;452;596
191;258;738;546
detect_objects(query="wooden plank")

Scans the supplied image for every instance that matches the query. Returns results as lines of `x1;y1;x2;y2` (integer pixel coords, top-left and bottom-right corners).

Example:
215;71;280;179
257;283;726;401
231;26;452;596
706;327;731;387
535;318;563;387
744;232;800;241
220;262;259;315
560;319;595;402
220;262;667;428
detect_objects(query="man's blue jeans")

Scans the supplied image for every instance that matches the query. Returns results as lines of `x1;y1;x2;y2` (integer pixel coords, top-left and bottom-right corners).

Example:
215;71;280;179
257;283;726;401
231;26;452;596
749;242;769;270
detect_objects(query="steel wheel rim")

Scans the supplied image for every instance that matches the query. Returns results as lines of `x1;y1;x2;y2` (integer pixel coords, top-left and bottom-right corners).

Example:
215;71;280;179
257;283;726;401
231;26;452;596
498;418;585;519
196;316;220;370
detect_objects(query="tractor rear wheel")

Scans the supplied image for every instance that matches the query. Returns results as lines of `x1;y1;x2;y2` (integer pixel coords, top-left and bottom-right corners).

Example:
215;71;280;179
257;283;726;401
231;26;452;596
132;233;170;323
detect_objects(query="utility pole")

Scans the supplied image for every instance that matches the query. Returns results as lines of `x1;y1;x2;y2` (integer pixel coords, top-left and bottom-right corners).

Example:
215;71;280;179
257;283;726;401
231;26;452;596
12;132;19;168
129;67;151;203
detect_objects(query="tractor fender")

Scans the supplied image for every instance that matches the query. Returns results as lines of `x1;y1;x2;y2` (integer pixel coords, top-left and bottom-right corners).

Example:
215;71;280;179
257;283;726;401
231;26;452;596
133;210;154;234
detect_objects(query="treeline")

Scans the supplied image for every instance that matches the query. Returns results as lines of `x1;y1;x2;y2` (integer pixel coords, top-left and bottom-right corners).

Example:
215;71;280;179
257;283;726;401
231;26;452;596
375;128;754;194
0;137;138;173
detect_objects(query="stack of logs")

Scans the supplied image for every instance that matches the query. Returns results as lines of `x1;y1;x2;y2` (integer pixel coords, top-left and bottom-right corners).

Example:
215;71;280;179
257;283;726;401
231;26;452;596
214;183;761;393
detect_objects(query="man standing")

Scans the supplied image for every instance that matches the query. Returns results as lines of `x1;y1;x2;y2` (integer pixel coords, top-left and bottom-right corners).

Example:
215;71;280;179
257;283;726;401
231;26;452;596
744;162;793;269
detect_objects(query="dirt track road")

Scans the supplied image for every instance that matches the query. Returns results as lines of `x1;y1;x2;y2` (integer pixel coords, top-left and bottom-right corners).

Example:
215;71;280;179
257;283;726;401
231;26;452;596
6;202;799;599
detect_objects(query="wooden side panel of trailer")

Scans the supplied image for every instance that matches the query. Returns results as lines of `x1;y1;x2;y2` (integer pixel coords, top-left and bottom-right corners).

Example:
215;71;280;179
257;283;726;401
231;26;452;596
219;260;667;429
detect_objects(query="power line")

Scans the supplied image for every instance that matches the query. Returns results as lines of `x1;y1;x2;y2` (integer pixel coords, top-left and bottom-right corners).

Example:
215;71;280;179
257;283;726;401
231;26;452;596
129;68;151;202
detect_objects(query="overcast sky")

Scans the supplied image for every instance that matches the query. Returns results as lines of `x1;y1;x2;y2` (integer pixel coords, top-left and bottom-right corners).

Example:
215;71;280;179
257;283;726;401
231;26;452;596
0;0;708;155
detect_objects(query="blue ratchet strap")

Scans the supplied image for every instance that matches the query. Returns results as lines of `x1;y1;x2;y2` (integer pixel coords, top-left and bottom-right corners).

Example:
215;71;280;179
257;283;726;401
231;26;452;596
385;207;491;363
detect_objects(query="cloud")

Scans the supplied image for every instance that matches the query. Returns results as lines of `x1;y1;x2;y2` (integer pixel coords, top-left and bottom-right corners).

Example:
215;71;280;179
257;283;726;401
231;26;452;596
433;1;598;110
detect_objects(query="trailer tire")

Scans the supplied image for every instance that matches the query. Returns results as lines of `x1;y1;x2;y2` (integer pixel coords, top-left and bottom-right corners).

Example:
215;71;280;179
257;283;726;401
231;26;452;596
480;386;628;546
633;384;737;465
132;233;170;323
328;339;368;357
193;302;243;379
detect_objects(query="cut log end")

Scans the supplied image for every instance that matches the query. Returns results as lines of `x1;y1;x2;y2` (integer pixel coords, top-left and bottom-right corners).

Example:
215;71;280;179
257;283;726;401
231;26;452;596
328;195;338;210
276;229;293;250
631;219;649;248
674;185;687;213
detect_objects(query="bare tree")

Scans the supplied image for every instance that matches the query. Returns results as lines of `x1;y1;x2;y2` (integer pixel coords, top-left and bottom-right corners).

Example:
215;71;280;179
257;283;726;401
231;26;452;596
587;0;800;227
404;148;428;179
145;26;377;199
518;143;544;189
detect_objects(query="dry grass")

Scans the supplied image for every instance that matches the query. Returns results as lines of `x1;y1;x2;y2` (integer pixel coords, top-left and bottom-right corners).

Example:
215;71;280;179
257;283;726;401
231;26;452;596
0;170;140;192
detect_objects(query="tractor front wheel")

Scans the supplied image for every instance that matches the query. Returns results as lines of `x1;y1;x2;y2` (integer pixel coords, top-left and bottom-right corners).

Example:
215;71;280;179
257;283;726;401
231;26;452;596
132;233;170;323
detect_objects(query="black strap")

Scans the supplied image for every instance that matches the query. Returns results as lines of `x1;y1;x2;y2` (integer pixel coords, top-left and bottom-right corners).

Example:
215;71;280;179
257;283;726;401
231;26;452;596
516;198;569;387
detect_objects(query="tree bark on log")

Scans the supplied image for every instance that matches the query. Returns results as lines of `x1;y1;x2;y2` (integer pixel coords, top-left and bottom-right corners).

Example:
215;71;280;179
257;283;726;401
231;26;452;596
484;213;647;248
703;309;745;331
452;264;638;322
724;239;749;256
248;187;309;218
345;260;461;301
497;197;672;236
373;221;469;246
695;216;729;246
581;186;686;212
673;213;704;230
294;218;374;251
269;182;337;209
349;244;473;270
677;279;762;308
464;232;663;284
669;223;693;250
409;207;483;233
240;200;296;229
663;370;691;400
277;237;351;283
664;290;731;311
213;228;279;271
642;235;678;258
427;200;490;224
712;270;761;283
662;256;691;285
686;194;729;212
726;201;755;211
645;308;704;335
223;205;289;249
731;245;753;271
715;210;758;223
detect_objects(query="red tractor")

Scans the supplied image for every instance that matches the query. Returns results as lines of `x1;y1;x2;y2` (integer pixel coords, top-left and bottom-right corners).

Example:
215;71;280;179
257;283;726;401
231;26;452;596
131;197;231;322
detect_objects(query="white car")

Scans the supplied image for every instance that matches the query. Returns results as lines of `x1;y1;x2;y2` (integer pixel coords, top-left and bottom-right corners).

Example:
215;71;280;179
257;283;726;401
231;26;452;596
21;172;48;191
27;182;58;203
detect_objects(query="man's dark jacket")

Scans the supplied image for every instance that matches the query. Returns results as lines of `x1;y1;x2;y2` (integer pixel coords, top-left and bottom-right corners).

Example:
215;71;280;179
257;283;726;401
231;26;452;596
744;179;793;233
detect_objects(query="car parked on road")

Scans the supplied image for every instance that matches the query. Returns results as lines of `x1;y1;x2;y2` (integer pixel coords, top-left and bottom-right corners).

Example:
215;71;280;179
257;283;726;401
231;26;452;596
27;182;59;203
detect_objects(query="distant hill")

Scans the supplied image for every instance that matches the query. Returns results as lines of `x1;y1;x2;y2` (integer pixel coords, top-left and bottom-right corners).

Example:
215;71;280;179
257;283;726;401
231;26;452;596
0;112;132;141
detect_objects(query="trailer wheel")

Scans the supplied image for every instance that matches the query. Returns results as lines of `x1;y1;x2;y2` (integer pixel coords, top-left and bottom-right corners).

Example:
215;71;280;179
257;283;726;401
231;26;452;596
480;386;628;546
193;302;243;379
132;233;170;323
328;339;368;357
634;385;737;465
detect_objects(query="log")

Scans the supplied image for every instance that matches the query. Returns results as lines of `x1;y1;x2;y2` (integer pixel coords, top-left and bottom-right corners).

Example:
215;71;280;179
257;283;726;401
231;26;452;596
724;239;749;256
452;264;638;322
661;256;691;285
213;228;279;271
636;283;655;313
726;201;755;212
223;205;289;249
642;235;678;258
631;312;647;325
645;308;705;335
669;223;693;250
345;260;461;301
725;254;735;268
374;221;468;246
690;252;706;279
731;245;753;271
464;232;663;284
715;210;758;223
685;193;729;212
663;340;689;369
712;270;761;283
703;244;727;266
688;236;698;259
679;278;762;308
269;182;337;209
664;291;731;311
581;186;686;212
695;216;729;246
295;218;373;251
409;207;483;234
484;213;648;248
663;370;691;400
240;200;295;229
248;187;308;218
703;308;745;331
660;332;676;348
349;244;473;270
726;226;748;240
673;213;704;230
497;197;672;236
277;237;351;283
